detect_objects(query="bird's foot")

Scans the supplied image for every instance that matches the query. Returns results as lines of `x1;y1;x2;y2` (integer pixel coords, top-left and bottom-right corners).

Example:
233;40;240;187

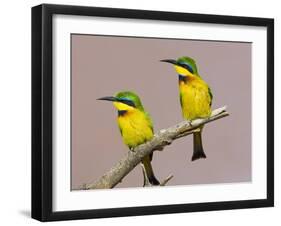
130;147;136;152
186;120;193;127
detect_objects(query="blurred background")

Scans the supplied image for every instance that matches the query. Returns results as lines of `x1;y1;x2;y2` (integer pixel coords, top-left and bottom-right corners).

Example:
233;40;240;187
71;34;252;189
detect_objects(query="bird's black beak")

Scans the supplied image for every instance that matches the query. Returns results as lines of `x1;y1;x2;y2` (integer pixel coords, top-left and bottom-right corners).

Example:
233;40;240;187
97;96;118;102
160;59;178;65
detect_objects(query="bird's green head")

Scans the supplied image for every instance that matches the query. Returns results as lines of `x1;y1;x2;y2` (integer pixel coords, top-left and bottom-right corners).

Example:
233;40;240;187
161;56;198;77
97;91;144;112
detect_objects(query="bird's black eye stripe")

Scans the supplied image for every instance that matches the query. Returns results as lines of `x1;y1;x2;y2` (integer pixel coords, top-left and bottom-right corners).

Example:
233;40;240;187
120;99;136;107
118;110;128;116
178;63;194;74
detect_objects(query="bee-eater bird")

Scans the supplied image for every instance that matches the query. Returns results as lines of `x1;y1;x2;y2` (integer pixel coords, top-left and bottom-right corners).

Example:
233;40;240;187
161;56;212;161
97;91;160;185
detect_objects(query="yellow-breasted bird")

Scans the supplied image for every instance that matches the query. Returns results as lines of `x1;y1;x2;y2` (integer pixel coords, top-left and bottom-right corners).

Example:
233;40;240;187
161;56;212;161
97;91;160;185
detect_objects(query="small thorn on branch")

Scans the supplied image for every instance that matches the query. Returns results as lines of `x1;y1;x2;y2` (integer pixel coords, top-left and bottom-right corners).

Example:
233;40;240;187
160;174;174;186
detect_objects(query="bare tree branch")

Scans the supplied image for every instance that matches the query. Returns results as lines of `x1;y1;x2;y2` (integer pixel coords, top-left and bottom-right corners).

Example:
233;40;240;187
79;106;229;190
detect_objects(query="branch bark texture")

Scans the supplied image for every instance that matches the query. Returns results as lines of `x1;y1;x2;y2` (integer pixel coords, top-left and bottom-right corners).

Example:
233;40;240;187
81;106;229;190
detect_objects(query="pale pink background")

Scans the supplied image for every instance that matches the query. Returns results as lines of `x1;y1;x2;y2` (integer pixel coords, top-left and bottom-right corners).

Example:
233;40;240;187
71;34;252;189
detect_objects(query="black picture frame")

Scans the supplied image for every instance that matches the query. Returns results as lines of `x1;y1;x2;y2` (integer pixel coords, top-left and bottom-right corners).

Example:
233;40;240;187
32;3;274;222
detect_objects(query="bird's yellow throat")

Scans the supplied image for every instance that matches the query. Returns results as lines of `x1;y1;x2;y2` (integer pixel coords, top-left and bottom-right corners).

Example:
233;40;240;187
174;65;194;77
113;102;135;111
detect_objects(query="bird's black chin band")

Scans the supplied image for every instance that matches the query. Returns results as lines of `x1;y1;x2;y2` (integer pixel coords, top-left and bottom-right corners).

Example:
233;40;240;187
118;110;128;116
179;74;188;83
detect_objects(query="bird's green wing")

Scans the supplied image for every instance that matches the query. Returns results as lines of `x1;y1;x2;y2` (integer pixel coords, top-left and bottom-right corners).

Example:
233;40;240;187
179;92;183;108
208;87;213;107
144;112;154;160
145;112;154;133
117;121;123;136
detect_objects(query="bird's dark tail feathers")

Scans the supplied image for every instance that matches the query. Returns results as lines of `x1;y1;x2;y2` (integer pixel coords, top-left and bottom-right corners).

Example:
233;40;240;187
141;155;160;186
192;131;207;161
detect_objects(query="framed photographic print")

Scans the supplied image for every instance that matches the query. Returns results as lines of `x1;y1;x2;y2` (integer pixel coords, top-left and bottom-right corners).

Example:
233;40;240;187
32;4;274;221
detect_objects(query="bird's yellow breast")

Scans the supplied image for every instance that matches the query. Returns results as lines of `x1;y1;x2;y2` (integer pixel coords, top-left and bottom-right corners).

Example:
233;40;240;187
117;109;153;149
179;77;211;120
